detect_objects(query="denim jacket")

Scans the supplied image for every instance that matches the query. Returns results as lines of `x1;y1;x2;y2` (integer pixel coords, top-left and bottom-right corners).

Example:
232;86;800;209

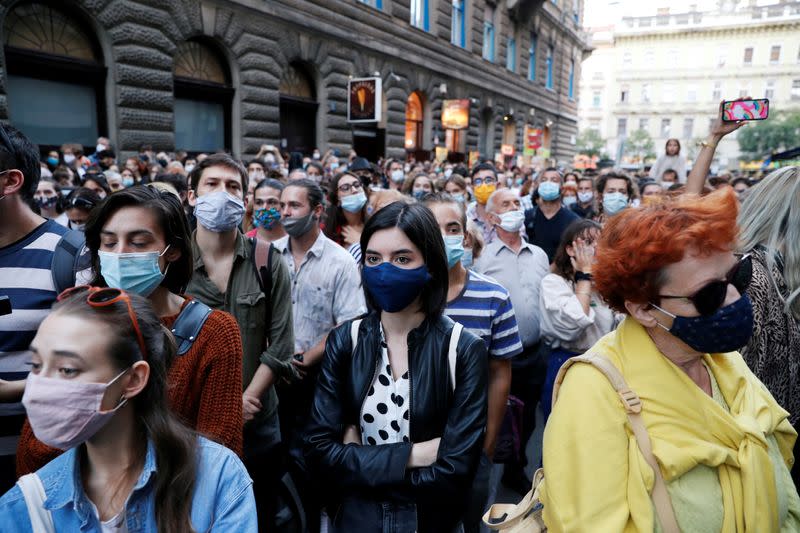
0;437;256;532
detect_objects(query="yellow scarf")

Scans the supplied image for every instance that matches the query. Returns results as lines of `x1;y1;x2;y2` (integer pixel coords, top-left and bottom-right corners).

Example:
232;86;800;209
598;318;796;532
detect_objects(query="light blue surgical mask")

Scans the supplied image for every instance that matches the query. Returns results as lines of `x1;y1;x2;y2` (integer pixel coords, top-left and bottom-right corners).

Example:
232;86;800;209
538;181;561;201
603;192;629;216
452;193;466;204
194;191;245;232
563;196;577;207
99;246;170;296
122;177;134;188
462;248;474;269
341;192;367;213
443;234;465;269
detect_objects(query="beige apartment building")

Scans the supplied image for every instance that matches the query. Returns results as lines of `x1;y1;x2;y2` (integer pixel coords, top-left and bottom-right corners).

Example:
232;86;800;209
579;1;800;171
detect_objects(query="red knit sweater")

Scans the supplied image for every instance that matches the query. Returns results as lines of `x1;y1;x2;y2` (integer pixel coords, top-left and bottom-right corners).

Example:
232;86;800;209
16;298;244;476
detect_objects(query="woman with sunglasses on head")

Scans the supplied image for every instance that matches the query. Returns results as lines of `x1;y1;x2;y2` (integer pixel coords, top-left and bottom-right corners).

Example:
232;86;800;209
541;188;800;531
323;171;370;260
16;185;244;475
0;288;256;531
305;202;488;532
63;187;101;232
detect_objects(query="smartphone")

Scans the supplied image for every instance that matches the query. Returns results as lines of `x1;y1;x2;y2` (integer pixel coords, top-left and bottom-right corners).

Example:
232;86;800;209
722;99;769;122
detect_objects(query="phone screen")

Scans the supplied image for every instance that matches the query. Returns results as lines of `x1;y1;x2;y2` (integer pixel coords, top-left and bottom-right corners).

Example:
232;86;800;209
722;99;769;122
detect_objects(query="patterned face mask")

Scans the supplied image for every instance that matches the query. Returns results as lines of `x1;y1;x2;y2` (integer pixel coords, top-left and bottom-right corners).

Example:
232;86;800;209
253;207;281;229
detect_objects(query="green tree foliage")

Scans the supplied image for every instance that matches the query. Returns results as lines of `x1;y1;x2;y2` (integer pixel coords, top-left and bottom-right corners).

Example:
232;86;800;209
738;112;800;159
576;129;605;157
625;129;655;160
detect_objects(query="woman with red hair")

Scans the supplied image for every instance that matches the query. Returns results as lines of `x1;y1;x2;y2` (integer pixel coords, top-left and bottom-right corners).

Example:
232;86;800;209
541;188;800;531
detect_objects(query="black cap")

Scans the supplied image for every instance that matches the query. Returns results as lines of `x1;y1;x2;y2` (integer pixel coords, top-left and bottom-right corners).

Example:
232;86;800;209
349;157;372;172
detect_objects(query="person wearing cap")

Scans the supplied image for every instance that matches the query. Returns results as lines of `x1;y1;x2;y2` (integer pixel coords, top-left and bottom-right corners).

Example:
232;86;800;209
349;156;376;190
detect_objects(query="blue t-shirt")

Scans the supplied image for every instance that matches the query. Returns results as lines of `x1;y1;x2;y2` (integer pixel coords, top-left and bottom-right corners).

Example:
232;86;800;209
445;270;523;360
0;219;68;455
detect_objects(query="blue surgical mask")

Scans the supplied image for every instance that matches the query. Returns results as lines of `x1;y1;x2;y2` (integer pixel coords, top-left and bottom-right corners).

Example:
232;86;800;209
538;181;561;202
462;248;474;269
341;192;367;213
363;262;432;313
603;192;628;216
443;235;465;269
194;191;245;232
99;246;170;296
122;177;134;188
563;196;577;207
253;207;281;229
452;193;466;204
650;295;754;353
46;156;59;166
413;190;427;200
390;170;405;183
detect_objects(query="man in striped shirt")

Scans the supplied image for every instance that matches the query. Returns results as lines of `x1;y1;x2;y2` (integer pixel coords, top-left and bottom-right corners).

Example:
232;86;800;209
425;193;523;533
0;125;70;493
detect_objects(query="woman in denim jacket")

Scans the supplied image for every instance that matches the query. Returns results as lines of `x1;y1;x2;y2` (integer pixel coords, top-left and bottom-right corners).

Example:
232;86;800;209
0;287;255;532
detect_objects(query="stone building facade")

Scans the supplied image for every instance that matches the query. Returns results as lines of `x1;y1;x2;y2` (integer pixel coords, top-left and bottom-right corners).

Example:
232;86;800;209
0;0;590;164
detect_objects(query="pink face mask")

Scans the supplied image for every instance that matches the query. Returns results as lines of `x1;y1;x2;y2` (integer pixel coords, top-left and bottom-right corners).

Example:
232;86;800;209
22;368;129;450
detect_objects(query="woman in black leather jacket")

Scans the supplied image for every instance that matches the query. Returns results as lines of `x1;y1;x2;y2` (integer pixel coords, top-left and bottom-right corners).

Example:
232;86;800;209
305;201;488;532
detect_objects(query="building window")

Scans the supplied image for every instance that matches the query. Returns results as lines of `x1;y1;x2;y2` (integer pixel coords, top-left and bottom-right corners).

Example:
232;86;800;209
620;86;629;103
528;32;537;81
589;119;600;131
451;0;466;47
358;0;383;9
617;118;627;137
716;46;728;67
739;84;750;98
765;80;775;100
667;48;678;66
641;83;651;103
592;91;601;107
405;92;425;151
792;79;800;100
567;58;574;99
482;6;495;61
712;81;722;101
644;48;655;65
639;118;649;132
573;0;580;22
278;62;317;155
770;45;781;64
662;84;675;103
410;0;429;31
661;118;671;138
682;118;694;139
687;85;697;102
174;39;233;153
545;45;554;89
3;3;107;152
506;36;517;72
622;51;632;68
743;47;753;65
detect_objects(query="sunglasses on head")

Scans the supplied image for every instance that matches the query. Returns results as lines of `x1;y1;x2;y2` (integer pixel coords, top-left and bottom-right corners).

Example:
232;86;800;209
657;253;752;316
57;286;148;359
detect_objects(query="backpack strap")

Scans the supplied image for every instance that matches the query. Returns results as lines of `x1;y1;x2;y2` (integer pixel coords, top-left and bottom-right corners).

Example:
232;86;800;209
252;237;273;346
51;229;89;294
448;323;463;393
552;353;680;533
170;300;213;356
18;473;55;533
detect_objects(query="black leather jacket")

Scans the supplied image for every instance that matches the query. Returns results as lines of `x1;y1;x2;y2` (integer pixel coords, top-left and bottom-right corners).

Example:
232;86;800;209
304;312;488;532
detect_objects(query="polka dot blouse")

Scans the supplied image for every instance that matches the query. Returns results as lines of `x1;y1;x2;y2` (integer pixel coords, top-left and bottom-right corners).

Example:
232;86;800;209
359;326;410;445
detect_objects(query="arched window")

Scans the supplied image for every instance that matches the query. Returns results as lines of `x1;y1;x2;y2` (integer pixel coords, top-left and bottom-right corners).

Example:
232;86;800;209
279;63;317;155
173;39;232;153
3;2;106;153
404;92;424;152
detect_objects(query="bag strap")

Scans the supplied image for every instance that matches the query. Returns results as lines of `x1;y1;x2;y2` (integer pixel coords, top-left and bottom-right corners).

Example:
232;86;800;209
448;322;463;393
552;353;680;533
51;229;88;293
482;469;544;530
252;237;273;346
18;473;55;533
171;299;213;356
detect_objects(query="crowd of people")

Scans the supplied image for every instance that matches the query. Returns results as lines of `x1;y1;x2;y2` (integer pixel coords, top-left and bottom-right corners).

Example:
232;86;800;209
0;99;799;533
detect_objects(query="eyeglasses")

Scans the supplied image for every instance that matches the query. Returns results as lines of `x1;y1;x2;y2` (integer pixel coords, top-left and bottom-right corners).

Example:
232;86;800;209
338;181;363;194
57;286;148;359
657;253;752;316
473;177;496;187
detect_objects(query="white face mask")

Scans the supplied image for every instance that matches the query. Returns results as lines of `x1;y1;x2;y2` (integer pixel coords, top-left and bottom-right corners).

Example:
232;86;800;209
577;191;594;203
264;153;276;164
185;164;195;173
497;210;525;232
95;144;106;153
63;154;76;164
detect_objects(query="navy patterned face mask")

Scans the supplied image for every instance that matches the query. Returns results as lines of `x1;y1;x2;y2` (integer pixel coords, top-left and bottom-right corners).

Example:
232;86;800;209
650;295;754;354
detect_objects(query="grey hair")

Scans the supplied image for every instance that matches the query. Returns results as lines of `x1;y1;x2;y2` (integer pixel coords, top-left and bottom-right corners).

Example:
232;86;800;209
738;166;800;320
485;189;519;214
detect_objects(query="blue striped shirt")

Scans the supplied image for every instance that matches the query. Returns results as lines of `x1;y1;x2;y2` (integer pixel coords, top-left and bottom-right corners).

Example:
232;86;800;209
0;220;68;455
445;270;523;360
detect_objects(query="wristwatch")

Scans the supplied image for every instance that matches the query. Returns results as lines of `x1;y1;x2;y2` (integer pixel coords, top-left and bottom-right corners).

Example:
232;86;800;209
697;138;718;150
574;271;593;282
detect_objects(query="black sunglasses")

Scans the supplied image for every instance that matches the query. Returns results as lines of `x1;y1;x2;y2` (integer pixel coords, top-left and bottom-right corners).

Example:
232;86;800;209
67;197;97;210
658;253;752;316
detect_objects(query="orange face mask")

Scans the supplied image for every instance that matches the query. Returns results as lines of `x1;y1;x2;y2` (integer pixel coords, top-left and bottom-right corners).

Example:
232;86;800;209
641;195;664;207
473;183;496;205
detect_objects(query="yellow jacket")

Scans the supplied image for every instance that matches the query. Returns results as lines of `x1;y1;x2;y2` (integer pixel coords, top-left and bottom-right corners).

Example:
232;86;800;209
541;317;796;532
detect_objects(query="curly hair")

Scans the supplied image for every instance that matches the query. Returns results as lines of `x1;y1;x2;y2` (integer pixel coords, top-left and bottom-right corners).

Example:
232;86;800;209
594;187;739;314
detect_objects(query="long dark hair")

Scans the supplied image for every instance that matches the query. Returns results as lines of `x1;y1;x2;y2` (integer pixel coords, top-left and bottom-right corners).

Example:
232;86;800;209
53;291;197;533
84;185;193;294
323;171;367;241
552;219;602;280
359;201;448;317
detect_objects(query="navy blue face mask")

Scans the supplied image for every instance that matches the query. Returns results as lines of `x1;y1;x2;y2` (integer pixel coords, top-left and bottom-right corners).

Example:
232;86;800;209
363;262;432;313
651;294;754;354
